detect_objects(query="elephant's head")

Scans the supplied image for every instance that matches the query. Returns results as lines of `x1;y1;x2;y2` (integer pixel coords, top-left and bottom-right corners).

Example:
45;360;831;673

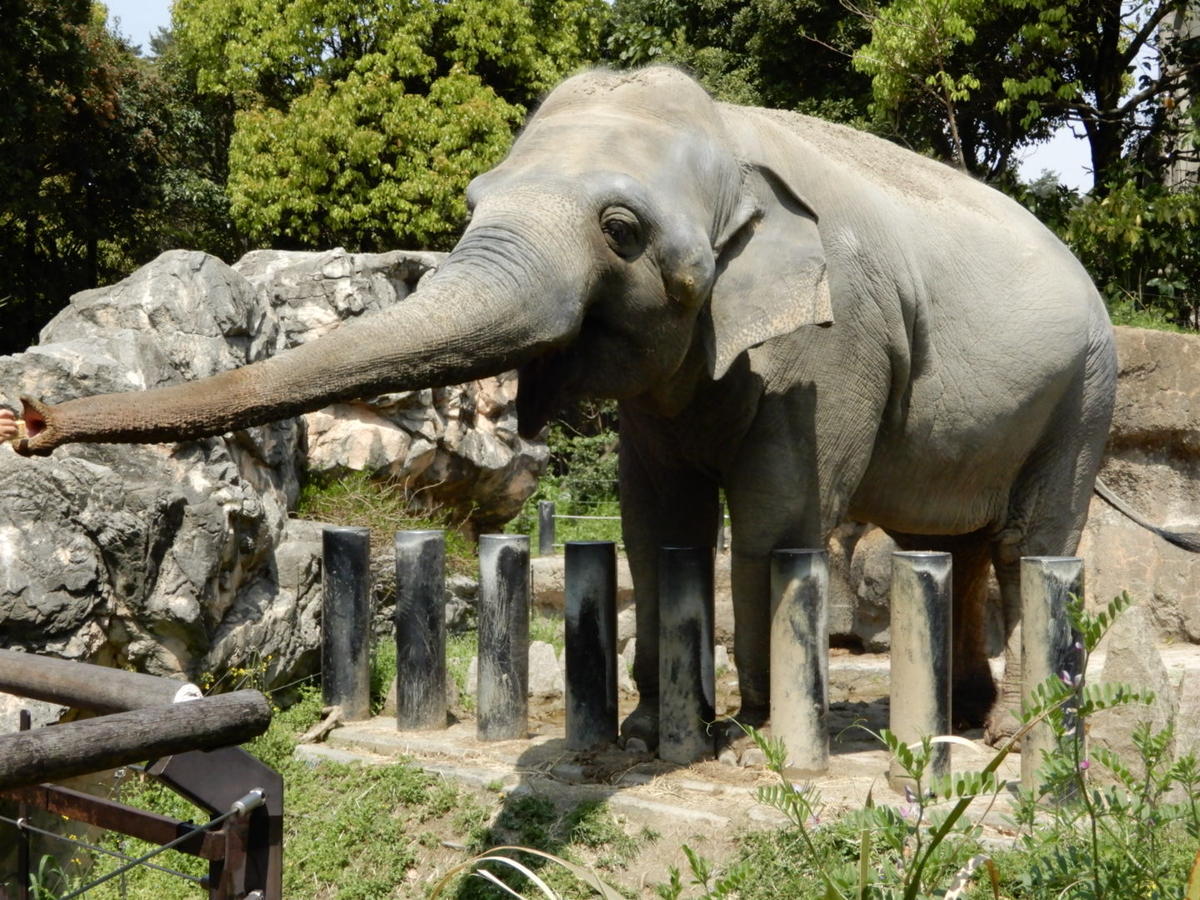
17;67;832;454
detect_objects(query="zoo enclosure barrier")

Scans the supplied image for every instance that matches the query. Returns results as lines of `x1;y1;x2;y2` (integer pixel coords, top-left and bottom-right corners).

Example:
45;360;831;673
0;650;282;899
320;523;1084;795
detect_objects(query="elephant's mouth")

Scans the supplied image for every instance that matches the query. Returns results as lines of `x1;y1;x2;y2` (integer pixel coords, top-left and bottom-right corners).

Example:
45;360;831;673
517;349;571;439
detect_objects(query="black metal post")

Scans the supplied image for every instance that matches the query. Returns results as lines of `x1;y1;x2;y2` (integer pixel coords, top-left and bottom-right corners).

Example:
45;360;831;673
1020;556;1084;794
477;534;530;741
889;551;953;789
538;500;556;556
564;541;618;750
17;708;29;900
394;530;447;731
658;547;716;764
321;526;372;720
770;549;829;774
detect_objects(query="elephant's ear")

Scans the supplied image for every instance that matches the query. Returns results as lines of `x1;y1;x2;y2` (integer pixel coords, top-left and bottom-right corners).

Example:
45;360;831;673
704;162;833;380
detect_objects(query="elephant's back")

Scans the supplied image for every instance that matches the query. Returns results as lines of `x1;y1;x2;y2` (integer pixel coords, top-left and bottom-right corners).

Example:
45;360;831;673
746;108;980;199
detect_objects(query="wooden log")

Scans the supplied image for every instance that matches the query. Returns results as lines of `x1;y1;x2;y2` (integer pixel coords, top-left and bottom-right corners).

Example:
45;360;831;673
0;649;199;713
0;691;272;791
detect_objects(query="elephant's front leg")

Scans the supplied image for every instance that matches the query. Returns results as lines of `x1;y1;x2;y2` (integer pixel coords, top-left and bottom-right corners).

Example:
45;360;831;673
618;441;719;751
727;551;773;728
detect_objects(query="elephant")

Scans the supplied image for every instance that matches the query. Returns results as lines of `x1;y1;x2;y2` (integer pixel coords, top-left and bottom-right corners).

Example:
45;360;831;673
15;65;1149;746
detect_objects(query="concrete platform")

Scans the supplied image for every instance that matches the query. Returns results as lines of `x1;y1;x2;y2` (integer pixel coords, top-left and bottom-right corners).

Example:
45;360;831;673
298;652;1025;838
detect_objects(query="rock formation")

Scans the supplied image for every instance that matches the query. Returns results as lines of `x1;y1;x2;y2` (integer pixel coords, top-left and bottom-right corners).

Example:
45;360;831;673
0;249;546;702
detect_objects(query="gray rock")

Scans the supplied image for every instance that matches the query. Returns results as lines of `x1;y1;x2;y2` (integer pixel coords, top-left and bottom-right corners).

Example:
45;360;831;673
0;252;300;686
619;638;637;695
530;554;635;616
445;574;479;632
527;641;563;697
617;605;637;651
714;644;731;673
466;656;478;696
1090;604;1178;779
0;247;545;700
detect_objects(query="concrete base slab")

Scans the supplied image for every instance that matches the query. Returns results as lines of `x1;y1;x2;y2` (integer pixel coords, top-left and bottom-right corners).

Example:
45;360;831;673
299;652;1027;839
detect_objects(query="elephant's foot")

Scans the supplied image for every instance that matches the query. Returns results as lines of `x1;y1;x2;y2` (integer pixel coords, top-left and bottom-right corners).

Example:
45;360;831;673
983;705;1023;749
619;701;659;752
952;669;998;731
716;702;770;752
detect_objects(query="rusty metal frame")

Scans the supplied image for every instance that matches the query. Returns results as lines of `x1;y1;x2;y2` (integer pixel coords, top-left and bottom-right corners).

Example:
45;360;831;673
0;747;281;900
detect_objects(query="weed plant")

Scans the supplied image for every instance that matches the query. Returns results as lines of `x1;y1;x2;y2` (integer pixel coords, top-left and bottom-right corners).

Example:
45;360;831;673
296;467;476;573
657;592;1200;900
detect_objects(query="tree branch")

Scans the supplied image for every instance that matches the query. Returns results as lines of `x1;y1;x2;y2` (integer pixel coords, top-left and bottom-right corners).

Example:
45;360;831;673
1120;1;1179;68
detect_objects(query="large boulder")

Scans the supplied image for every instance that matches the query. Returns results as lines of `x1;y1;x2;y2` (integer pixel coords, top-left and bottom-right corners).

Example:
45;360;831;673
0;248;545;693
235;248;547;532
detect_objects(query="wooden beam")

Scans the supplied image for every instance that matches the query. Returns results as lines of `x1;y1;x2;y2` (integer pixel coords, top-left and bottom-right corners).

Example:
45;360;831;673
0;649;197;713
0;691;272;791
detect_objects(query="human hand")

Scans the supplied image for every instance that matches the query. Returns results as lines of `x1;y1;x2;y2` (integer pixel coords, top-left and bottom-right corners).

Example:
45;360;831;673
0;408;20;443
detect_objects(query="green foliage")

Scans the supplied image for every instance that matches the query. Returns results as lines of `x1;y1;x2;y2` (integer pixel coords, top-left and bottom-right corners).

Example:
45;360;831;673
512;404;622;548
0;1;176;352
227;62;522;250
295;467;476;573
657;590;1181;900
70;686;498;899
1063;179;1200;329
448;797;652;898
1002;594;1199;898
853;0;985;168
991;0;1194;191
175;0;609;252
850;0;1064;179
604;0;873;121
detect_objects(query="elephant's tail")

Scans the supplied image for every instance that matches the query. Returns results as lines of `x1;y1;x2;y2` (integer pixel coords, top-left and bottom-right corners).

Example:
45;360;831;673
1094;478;1200;553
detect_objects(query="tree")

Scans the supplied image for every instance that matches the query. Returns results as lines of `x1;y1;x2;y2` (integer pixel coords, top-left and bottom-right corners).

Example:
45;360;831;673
0;1;173;353
173;0;609;252
605;0;874;121
852;0;1065;179
854;0;1200;188
997;0;1200;193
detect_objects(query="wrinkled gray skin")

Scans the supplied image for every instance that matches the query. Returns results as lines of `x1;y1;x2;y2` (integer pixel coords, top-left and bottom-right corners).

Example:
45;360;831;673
19;67;1116;745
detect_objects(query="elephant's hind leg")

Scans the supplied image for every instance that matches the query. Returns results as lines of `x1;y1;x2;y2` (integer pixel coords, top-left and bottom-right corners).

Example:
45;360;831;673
887;530;998;730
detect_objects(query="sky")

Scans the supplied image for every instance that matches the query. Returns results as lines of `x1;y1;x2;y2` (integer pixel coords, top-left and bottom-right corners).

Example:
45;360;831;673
101;0;1094;192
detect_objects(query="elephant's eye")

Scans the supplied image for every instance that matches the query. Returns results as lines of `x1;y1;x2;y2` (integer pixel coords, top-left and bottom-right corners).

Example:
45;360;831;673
601;207;643;259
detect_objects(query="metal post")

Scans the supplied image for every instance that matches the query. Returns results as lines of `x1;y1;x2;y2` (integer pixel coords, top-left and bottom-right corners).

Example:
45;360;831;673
321;526;372;720
17;708;29;900
537;500;556;556
477;534;530;741
394;530;447;731
564;541;619;750
1020;556;1084;794
889;551;952;790
770;549;829;774
658;547;716;765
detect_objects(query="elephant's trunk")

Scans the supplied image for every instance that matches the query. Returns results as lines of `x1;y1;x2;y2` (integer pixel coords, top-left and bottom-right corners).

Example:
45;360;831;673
17;222;590;455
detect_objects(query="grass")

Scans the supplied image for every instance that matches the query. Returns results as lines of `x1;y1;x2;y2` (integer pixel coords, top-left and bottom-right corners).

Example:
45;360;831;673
296;468;477;574
40;676;654;900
